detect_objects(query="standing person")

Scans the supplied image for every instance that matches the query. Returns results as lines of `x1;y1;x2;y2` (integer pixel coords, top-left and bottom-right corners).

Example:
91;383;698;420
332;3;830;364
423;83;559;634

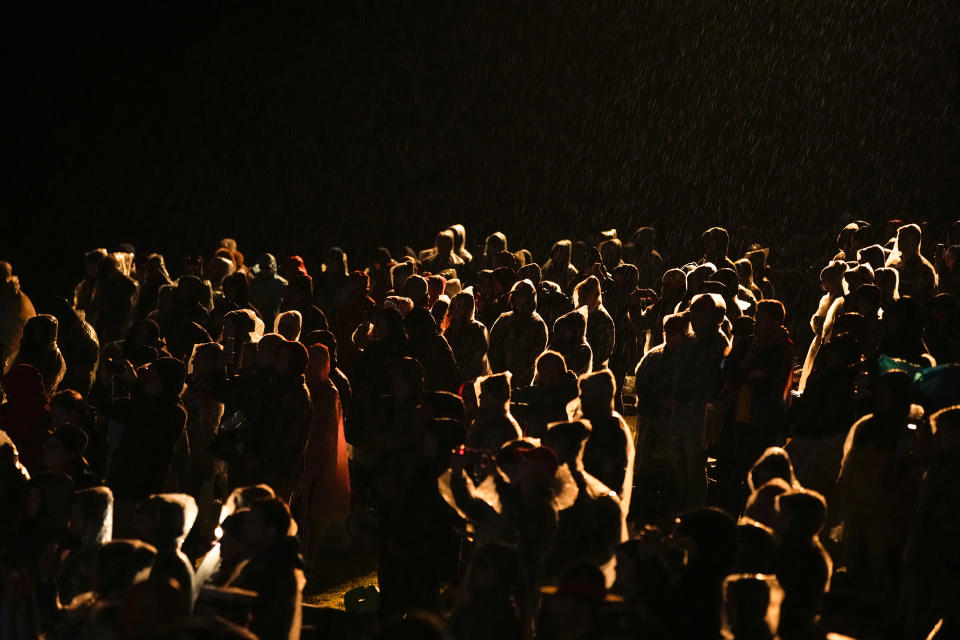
47;296;99;397
441;291;490;384
542;240;578;293
296;343;350;564
0;260;37;373
12;314;66;395
0;364;51;473
227;498;306;640
799;261;846;393
885;223;938;302
488;280;548;387
90;253;137;345
573;276;615;373
255;340;312;503
73;249;107;320
249;254;288;333
675;293;730;507
578;370;634;515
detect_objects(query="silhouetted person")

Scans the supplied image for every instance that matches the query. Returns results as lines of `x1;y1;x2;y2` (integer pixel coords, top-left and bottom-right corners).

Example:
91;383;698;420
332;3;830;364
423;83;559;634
137;493;198;606
13;314;66;394
0;260;37;372
405;307;461;393
249;254;287;332
442;291;490;383
542;240;578;293
58;485;113;605
467;373;522;452
226;497;305;640
885;223;937;302
1;363;51;473
450;544;522;640
579;370;634;514
488;280;548;387
550;308;592;376
47;296;99;397
90;253;137;345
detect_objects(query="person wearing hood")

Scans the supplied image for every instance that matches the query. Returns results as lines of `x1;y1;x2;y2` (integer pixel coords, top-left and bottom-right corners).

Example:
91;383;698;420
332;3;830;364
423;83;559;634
542;240;578;293
441;291;490;383
422;229;464;274
316;246;350;317
226;497;306;640
249;254;287;332
273;310;302;342
252;340;312;503
467;373;522;452
799;261;847;393
366;246;396;306
543;420;625;582
405;307;461;393
280;255;309;282
634;312;691;519
13;314;67;394
39;423;94;487
47;296;99;397
295;343;350;564
488;279;549;387
303;329;352;412
1;363;52;473
73;249;107;321
885;223;938;303
720;574;784;640
674;293;730;507
57;485;114;605
479;232;509;271
880;296;936;368
132;254;172;323
836;370;926;600
0;260;37;373
136;493;198;607
511;351;579;440
550;308;593;376
90;253;137;345
578;370;634;515
182;342;226;541
332;270;375;374
278;274;328;339
772;489;832;639
719;300;795;500
573;276;615;372
701;227;738;272
672;507;738;638
448;223;474;267
106;357;187;534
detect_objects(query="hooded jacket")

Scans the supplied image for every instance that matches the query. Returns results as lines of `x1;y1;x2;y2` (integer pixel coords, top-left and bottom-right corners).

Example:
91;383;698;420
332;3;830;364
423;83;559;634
58;486;114;604
13;314;67;394
549;309;593;376
0;364;51;472
488;280;549;387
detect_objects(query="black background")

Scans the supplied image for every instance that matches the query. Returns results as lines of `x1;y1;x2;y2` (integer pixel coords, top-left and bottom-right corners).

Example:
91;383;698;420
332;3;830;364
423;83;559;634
5;1;960;296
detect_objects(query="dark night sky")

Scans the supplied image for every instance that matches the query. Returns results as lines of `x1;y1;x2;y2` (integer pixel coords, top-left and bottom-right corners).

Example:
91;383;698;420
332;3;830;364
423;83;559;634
4;1;960;296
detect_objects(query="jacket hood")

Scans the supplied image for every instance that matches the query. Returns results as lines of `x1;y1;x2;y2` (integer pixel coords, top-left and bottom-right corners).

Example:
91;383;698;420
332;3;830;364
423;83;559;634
553;308;588;342
141;493;198;549
306;343;331;384
75;486;114;546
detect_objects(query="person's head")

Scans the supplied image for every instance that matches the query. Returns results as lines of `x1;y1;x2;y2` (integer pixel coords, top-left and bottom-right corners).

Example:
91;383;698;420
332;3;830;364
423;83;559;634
50;389;89;430
533;350;568;388
21;314;59;351
819;260;847;295
573;276;602;310
553;308;588;344
661;268;687;300
222;271;250;305
748;447;797;493
285;274;313;308
242;498;292;553
419;391;465;423
476;372;512;412
404;306;439;339
674;506;737;574
578;369;616;418
543;420;591;466
304;329;339;365
774;489;827;541
187;342;223;378
442;291;475;331
135;493;197;550
754;300;785;338
96;539;157;598
599;238;623;270
550;240;573;266
323;247;349;276
689;293;726;339
509;279;538;316
434;229;455;255
484;232;508;257
273;340;309;380
374;307;408;344
400;274;429;307
944;244;960;271
70;486;113;547
702;226;730;260
662;312;691;351
84;248;109;279
539;563;613;639
273;310;302;341
41;424;88;473
874;267;899;301
721;574;783;640
896;223;922;256
873;369;914;417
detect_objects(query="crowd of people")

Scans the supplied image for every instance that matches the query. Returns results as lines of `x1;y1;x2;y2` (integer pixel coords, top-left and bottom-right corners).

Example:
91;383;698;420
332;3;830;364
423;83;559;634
1;218;960;640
